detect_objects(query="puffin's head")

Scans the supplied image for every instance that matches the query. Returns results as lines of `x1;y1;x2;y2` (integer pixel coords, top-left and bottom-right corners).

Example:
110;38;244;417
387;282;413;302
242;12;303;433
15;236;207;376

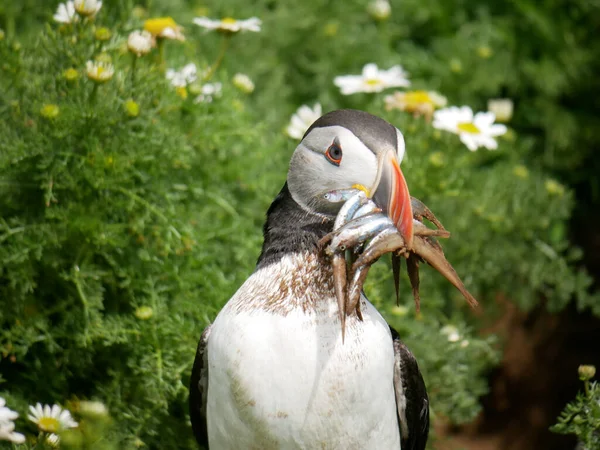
287;109;413;246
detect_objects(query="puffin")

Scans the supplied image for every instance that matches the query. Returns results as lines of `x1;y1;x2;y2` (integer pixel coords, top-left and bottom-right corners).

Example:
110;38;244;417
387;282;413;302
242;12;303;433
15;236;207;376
189;109;429;449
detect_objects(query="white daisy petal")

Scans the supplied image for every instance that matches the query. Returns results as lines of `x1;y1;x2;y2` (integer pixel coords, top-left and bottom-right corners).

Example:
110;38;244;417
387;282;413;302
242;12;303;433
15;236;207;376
457;106;474;122
193;16;262;33
334;63;410;95
54;1;78;23
286;103;322;139
433;105;507;151
473;111;496;127
479;135;499;150
362;63;379;78
74;0;102;18
459;133;479;151
86;60;114;83
28;403;78;433
166;63;197;88
194;83;223;103
0;398;19;423
127;30;154;57
0;421;26;444
487;123;508;136
47;433;60;447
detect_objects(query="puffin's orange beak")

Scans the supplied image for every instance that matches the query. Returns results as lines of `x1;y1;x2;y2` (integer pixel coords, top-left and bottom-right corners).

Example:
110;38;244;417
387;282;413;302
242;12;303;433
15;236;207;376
371;149;413;249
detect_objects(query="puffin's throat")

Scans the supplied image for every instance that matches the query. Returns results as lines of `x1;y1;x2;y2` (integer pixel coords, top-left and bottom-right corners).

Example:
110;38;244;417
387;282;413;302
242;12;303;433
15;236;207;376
256;183;334;270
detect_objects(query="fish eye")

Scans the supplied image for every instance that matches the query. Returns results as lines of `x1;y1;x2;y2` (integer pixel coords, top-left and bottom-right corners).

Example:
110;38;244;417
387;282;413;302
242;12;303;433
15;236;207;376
325;139;343;166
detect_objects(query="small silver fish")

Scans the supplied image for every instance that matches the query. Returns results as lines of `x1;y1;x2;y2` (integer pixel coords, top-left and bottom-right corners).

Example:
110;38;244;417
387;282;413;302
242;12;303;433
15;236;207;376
323;188;360;203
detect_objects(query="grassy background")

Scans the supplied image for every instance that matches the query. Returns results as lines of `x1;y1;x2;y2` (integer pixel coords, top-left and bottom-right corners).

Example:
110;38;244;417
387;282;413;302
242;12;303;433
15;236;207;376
1;0;599;448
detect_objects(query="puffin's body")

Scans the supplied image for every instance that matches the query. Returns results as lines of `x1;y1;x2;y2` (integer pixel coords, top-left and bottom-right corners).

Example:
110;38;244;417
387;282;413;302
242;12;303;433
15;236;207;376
190;110;429;450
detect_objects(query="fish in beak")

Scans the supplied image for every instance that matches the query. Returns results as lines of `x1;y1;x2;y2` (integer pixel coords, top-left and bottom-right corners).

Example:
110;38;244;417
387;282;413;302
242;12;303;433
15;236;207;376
370;149;414;250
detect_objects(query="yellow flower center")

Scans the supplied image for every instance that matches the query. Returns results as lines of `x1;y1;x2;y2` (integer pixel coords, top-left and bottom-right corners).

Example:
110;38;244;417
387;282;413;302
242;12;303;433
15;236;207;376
404;90;433;105
38;417;60;433
144;17;178;36
221;17;238;25
365;78;382;86
457;122;480;134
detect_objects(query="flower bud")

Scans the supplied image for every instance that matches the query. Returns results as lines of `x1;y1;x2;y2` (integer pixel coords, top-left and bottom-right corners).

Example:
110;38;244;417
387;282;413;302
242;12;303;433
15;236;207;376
578;365;596;381
232;73;255;94
124;99;140;117
488;98;514;123
135;306;153;320
63;68;79;81
94;27;111;41
367;0;391;21
40;104;60;119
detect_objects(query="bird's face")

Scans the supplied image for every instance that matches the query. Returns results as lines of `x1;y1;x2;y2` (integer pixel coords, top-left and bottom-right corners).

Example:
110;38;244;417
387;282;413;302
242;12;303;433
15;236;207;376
287;109;413;246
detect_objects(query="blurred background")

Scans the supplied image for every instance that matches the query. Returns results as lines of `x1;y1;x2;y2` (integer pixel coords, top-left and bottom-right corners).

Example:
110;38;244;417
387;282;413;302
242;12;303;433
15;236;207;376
0;0;599;448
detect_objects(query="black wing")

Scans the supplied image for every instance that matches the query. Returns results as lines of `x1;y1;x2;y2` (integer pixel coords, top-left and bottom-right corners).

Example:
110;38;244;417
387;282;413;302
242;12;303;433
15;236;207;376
189;325;212;449
390;326;430;450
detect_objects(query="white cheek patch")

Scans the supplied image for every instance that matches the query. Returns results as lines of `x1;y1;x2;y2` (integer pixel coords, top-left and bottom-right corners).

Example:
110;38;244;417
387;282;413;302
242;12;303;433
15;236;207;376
288;126;379;212
395;128;406;163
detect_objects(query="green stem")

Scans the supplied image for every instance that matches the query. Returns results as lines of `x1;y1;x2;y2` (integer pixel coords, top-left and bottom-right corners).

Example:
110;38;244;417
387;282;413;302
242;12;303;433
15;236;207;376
157;38;165;73
73;266;90;344
89;83;99;104
130;54;138;93
204;34;231;81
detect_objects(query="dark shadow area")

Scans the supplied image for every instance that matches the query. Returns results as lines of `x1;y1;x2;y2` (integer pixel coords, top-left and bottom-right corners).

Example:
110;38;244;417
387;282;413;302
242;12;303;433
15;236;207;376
438;298;600;450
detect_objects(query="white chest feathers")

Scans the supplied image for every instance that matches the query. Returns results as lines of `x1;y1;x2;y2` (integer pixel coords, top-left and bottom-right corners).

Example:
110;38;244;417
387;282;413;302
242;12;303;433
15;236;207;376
206;253;401;450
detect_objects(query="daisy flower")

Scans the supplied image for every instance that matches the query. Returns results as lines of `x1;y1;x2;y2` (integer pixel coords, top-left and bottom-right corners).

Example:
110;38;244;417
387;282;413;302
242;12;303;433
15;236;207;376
487;98;514;123
286;103;323;139
433;106;507;151
74;0;102;18
194;83;223;103
127;30;154;57
166;63;198;88
47;433;60;447
143;17;185;41
334;63;410;95
28;403;78;433
0;421;25;444
53;1;78;24
232;73;255;94
385;90;447;119
0;397;25;444
193;17;262;34
86;60;114;83
0;398;19;424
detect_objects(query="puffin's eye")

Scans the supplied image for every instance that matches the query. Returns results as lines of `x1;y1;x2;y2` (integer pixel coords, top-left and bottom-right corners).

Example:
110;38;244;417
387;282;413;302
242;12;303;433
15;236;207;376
325;141;343;166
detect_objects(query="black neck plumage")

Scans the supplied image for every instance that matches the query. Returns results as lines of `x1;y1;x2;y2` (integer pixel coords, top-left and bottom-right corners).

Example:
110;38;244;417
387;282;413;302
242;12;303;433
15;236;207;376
256;183;333;270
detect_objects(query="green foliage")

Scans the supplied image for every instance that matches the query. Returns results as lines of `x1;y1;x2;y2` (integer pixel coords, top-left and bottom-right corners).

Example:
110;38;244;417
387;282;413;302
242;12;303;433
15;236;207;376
551;367;600;450
0;0;598;448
